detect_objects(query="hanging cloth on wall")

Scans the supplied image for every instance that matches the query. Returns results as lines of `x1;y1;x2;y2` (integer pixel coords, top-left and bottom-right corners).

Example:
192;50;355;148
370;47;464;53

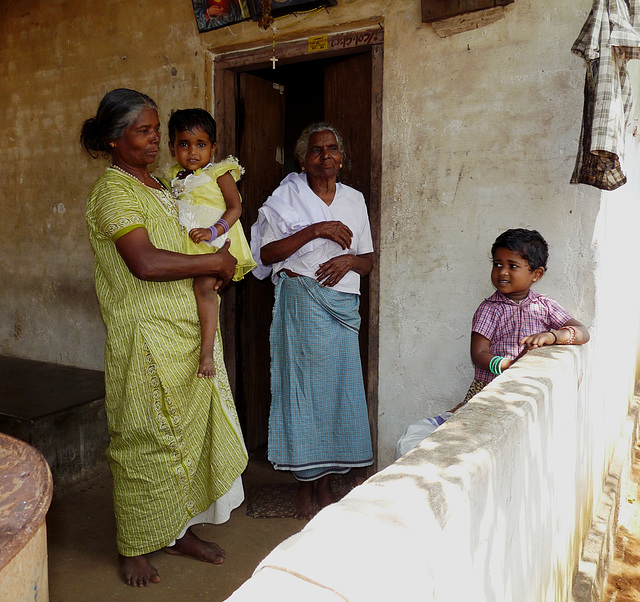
571;0;640;191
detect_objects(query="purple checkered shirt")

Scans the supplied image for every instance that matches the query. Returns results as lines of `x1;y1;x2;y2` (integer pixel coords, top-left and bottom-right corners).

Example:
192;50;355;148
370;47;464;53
472;290;573;383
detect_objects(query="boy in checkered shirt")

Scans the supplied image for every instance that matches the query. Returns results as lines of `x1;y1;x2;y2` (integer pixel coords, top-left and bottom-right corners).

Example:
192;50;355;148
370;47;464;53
455;228;589;409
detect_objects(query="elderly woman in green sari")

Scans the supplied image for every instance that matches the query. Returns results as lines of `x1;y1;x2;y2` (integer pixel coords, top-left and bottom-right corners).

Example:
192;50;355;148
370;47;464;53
81;88;247;587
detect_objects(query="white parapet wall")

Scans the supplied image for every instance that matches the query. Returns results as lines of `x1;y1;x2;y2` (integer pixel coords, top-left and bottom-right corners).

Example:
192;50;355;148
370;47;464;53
227;343;633;602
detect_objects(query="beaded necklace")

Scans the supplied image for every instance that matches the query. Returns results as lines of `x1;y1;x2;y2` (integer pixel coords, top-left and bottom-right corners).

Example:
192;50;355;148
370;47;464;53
109;164;179;221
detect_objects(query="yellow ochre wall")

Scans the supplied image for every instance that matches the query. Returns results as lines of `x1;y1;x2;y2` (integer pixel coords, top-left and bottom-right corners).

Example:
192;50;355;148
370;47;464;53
0;0;384;366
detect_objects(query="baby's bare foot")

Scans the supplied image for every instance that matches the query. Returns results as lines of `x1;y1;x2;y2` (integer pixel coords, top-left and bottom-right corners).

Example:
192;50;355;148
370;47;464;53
197;356;216;378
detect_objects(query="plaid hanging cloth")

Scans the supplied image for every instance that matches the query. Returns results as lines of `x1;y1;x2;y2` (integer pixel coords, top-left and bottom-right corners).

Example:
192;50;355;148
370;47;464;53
571;0;640;190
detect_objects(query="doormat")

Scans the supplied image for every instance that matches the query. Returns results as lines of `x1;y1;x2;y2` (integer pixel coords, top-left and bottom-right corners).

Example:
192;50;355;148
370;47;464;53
246;475;357;518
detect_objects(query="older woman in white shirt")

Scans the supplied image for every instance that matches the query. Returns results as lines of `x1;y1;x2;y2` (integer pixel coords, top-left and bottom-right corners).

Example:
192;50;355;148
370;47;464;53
251;123;374;520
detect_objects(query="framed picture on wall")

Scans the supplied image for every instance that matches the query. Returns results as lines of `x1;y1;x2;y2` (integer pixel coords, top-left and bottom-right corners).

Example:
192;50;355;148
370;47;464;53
247;0;337;22
191;0;252;33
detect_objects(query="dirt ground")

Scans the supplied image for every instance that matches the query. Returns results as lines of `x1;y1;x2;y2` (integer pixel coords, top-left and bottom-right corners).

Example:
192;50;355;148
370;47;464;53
605;440;640;602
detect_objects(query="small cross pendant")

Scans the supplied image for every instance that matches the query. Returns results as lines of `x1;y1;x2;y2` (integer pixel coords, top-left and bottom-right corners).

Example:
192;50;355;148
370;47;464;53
270;55;278;69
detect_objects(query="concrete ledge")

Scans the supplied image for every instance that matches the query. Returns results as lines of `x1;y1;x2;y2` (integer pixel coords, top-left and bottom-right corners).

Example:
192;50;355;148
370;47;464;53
228;345;634;601
571;396;640;601
0;356;109;493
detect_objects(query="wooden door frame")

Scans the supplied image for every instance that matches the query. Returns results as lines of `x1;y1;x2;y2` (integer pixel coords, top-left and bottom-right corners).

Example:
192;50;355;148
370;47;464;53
210;26;383;468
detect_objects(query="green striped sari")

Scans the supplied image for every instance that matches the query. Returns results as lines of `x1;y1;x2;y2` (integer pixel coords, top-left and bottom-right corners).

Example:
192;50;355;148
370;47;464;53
86;168;247;556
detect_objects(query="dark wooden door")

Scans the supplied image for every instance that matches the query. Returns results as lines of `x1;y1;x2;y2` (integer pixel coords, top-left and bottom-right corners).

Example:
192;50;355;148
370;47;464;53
324;53;372;198
236;73;284;451
324;52;373;391
224;47;380;460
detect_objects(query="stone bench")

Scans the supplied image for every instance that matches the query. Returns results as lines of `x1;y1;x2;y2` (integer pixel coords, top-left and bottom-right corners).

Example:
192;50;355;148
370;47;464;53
0;356;108;493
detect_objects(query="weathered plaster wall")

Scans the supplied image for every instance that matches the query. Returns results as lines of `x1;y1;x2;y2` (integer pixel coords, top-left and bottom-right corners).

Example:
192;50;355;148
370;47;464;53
375;1;604;465
1;1;635;470
0;0;211;366
0;0;386;367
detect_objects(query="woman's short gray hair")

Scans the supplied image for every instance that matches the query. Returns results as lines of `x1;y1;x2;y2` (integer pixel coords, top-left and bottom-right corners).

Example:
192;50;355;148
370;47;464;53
294;122;346;164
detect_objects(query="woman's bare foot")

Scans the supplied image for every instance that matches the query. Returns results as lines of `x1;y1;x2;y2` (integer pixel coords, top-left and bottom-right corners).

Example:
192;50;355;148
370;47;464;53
316;475;337;510
163;527;225;564
119;553;160;587
293;481;316;520
197;355;216;378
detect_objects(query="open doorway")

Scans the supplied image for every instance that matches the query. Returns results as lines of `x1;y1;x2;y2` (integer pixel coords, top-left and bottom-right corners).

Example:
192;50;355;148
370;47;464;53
214;29;382;468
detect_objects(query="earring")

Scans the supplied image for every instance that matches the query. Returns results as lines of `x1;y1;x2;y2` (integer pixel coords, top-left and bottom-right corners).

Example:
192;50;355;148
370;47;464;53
301;166;305;171
109;142;115;148
339;163;343;168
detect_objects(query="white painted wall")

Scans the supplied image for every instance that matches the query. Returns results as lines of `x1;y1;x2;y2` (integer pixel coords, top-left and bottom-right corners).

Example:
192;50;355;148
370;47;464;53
227;344;619;601
585;132;640;496
376;0;612;466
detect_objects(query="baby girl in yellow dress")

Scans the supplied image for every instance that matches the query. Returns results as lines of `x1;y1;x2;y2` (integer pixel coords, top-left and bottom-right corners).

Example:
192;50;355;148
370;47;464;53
167;108;256;378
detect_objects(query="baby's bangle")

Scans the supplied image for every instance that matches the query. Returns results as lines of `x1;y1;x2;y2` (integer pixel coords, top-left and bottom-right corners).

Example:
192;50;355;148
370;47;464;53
208;219;230;241
549;330;557;345
214;218;230;234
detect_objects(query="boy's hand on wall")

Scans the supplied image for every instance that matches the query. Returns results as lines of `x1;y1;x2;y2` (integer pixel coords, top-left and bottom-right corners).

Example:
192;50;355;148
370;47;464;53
502;358;516;370
520;331;556;350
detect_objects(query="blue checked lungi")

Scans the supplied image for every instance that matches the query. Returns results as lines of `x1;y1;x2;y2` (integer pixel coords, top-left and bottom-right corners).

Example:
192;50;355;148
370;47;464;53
268;273;373;481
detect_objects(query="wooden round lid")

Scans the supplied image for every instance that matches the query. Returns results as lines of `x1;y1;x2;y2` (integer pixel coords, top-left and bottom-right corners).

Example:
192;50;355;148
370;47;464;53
0;433;53;570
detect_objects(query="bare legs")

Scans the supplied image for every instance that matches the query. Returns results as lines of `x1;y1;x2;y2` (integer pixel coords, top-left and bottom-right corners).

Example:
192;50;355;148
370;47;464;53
193;276;218;378
119;554;160;587
293;475;338;520
316;474;337;509
294;481;315;520
119;528;225;587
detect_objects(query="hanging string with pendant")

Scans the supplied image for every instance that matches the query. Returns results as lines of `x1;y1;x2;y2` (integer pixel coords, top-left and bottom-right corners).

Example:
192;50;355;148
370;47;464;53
259;0;278;69
270;26;278;69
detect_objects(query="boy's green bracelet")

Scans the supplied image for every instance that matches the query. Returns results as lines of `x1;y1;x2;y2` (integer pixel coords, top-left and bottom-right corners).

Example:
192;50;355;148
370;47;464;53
489;355;505;376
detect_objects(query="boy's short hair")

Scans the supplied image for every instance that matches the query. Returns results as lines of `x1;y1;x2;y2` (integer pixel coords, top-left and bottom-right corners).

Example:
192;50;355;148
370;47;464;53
168;108;216;145
491;228;549;271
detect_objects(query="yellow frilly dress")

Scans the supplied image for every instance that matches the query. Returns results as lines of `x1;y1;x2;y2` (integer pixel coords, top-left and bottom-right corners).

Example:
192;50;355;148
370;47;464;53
167;157;256;281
